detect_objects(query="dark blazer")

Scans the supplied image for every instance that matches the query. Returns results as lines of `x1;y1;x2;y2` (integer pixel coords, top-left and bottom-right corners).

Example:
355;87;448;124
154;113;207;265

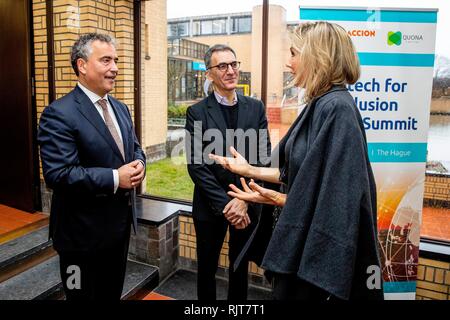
38;85;145;253
185;93;271;222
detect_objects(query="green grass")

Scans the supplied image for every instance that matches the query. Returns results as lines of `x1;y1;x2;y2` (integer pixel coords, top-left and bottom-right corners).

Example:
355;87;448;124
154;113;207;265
145;155;194;201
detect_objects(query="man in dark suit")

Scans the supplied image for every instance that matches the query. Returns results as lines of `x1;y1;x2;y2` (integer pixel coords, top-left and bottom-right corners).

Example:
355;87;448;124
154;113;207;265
185;44;271;300
38;33;146;300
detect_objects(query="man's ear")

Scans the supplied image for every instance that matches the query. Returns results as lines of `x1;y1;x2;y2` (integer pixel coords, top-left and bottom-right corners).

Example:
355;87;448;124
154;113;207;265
77;58;87;76
205;70;213;82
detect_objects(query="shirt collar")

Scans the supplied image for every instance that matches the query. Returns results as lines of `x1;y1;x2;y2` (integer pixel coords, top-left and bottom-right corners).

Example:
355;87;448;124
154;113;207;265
214;90;238;106
77;82;108;105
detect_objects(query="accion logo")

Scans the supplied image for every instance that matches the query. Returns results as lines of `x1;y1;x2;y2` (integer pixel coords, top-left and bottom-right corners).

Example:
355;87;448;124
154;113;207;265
348;29;376;37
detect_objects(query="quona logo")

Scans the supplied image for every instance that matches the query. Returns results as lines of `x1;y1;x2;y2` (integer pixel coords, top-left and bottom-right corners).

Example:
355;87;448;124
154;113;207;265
388;31;424;46
388;31;402;46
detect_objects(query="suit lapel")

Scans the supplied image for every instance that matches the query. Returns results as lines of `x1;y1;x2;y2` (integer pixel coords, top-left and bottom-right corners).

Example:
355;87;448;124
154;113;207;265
235;94;249;151
74;86;125;162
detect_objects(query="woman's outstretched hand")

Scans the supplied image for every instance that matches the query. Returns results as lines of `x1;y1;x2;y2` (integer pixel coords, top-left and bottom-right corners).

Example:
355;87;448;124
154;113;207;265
209;146;253;178
228;178;286;207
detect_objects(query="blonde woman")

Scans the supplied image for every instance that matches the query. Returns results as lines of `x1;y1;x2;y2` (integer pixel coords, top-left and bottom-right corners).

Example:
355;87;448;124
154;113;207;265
210;22;383;300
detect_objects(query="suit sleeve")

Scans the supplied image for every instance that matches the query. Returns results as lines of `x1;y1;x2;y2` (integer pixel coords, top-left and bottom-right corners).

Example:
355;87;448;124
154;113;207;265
123;102;146;172
38;105;114;194
133;130;146;166
121;103;145;223
134;133;146;179
185;106;230;215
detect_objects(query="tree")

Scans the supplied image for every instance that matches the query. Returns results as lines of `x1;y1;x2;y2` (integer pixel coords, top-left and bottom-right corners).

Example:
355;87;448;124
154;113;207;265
168;59;184;103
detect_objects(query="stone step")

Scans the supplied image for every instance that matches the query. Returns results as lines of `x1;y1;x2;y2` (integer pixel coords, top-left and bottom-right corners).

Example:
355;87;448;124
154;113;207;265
0;215;49;245
121;259;159;300
0;255;63;300
0;225;56;283
0;255;159;300
153;269;272;300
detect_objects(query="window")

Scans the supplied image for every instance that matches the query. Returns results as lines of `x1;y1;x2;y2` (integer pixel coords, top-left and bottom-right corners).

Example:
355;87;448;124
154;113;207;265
239;72;251;85
423;70;450;243
231;16;251;33
168;21;189;37
196;18;227;36
212;19;227;34
200;20;212;35
192;20;200;36
168;38;208;60
134;0;450;299
141;1;261;202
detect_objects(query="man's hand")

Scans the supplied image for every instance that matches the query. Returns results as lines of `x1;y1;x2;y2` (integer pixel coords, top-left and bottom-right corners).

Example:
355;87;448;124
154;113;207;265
234;217;250;229
223;198;250;228
130;160;145;186
118;160;145;189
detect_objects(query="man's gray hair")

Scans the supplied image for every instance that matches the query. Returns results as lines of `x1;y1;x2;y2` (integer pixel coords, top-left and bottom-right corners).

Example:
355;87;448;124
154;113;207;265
204;44;236;69
70;33;116;76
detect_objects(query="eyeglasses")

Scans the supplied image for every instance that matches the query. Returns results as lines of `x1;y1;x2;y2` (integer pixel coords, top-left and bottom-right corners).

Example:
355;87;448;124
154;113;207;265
207;61;241;72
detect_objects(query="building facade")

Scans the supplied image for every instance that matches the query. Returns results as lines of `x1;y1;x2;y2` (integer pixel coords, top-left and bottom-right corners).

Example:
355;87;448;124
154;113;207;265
167;5;297;123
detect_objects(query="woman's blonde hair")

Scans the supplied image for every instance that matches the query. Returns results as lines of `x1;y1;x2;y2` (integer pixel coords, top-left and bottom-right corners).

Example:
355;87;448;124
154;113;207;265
289;21;360;103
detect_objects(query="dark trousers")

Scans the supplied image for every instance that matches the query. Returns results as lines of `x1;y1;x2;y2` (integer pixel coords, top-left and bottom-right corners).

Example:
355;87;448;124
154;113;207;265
272;273;338;301
193;217;252;301
58;224;131;301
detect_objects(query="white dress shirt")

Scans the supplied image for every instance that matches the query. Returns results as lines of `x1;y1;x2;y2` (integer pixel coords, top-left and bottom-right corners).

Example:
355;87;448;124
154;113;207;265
214;90;238;106
77;82;123;193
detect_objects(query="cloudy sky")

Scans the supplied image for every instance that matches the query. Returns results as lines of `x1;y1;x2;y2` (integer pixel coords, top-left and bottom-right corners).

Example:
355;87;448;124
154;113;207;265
167;0;449;57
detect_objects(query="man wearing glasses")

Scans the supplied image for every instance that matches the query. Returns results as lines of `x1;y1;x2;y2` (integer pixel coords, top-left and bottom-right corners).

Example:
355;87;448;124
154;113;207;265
185;44;271;300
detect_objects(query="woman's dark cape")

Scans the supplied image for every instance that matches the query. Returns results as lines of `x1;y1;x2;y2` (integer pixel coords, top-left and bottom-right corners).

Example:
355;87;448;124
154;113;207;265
244;87;384;300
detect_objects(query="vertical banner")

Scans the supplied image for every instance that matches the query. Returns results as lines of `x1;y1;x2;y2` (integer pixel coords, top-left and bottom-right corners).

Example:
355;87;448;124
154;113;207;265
299;6;438;299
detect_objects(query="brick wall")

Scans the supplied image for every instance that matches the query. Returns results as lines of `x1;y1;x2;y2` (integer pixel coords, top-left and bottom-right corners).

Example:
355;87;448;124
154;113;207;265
178;214;271;289
33;0;135;123
423;173;450;207
52;0;135;111
33;0;136;203
53;0;79;100
142;0;168;153
416;257;450;300
266;106;281;124
33;0;49;122
420;172;450;300
180;214;450;297
129;217;179;280
113;0;135;116
33;0;49;182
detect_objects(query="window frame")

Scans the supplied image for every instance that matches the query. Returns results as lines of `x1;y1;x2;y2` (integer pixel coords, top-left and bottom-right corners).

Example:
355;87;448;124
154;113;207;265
138;3;450;253
231;15;252;34
168;21;190;38
138;1;268;205
194;18;228;36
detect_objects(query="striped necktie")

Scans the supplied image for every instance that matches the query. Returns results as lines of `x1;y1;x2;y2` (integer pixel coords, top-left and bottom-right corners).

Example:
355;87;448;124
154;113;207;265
98;98;125;160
